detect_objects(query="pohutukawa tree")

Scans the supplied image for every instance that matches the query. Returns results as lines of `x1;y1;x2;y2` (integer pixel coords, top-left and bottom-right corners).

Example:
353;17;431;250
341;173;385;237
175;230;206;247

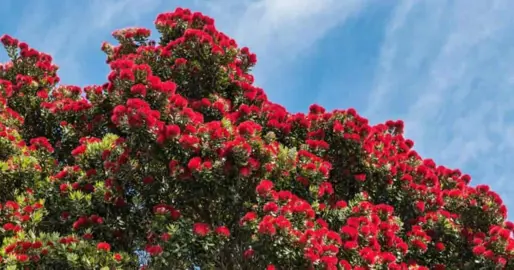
0;7;512;270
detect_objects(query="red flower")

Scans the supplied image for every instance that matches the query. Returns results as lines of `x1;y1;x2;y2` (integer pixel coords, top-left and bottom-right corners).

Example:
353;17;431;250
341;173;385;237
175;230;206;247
160;232;171;242
411;239;427;251
3;223;15;231
97;242;111;252
215;226;230;237
71;145;87;156
354;174;366;182
334;200;347;209
240;212;257;225
174;58;187;66
256;179;274;196
165;124;181;138
130;84;147;96
142;176;154;184
263;202;279;213
32;241;43;249
415;201;425;212
472;245;486;255
435;242;445;251
16;254;29;262
187;157;202;171
5;201;19;211
339;260;352;270
239;166;251;177
202;160;212;170
113;253;123;262
60;212;70;220
243;248;254;259
193;222;211;236
146;245;163;256
318;182;334;197
343;241;358;250
169;160;179;173
0;34;18;46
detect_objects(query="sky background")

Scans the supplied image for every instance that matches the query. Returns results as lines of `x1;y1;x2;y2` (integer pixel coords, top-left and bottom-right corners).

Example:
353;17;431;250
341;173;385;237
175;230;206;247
2;0;514;216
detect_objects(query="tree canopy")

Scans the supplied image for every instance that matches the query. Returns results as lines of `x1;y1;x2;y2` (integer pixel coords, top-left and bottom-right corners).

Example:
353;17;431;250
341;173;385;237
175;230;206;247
0;7;512;270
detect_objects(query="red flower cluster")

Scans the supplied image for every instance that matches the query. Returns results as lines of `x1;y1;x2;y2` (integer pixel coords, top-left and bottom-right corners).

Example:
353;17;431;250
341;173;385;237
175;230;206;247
111;98;161;129
0;6;512;269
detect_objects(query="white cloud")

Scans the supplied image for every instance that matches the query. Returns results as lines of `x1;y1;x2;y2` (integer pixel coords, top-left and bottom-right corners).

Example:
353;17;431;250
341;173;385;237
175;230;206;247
10;0;368;98
367;0;514;208
202;0;369;102
13;0;166;85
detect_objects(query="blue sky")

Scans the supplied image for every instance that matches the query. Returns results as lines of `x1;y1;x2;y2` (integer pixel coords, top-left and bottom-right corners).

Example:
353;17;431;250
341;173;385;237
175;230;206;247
2;0;514;216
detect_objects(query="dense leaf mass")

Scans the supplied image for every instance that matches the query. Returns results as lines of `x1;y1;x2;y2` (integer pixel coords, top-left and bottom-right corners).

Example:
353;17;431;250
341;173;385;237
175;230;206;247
0;7;512;270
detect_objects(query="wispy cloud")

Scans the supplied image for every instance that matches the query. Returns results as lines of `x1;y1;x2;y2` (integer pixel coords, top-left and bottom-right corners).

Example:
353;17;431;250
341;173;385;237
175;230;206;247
202;0;369;104
8;0;368;100
12;0;166;85
367;0;514;208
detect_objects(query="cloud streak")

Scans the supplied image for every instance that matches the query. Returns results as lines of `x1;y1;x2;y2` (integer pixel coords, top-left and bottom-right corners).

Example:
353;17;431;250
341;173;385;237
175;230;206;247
367;0;514;210
202;0;369;104
8;0;369;101
11;0;166;85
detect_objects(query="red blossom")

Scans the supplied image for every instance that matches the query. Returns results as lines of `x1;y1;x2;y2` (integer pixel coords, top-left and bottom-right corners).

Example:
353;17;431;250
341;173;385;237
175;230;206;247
354;174;366;182
96;242;111;252
113;253;123;262
187;156;202;171
215;226;230;237
146;245;163;256
193;222;211;236
256;179;274;196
